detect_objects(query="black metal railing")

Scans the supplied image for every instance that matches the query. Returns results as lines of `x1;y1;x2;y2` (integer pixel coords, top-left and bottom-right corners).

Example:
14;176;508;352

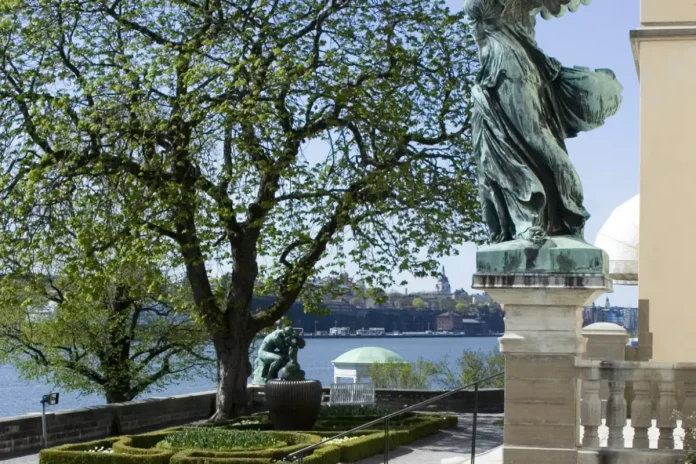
285;371;504;464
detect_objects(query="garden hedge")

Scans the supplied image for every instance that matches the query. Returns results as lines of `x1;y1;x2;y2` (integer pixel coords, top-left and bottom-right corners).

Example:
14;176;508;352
152;432;322;462
38;437;173;464
39;414;458;464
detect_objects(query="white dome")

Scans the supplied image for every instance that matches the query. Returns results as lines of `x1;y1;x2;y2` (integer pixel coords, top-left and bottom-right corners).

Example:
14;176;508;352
594;195;639;285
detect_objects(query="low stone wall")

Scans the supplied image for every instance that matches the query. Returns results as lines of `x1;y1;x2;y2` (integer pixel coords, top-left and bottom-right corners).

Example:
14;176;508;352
248;386;504;414
0;391;216;458
0;387;504;458
373;387;504;414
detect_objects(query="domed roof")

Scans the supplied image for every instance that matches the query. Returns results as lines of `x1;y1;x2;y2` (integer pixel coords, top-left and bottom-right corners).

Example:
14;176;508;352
332;347;406;365
594;194;639;284
583;322;628;336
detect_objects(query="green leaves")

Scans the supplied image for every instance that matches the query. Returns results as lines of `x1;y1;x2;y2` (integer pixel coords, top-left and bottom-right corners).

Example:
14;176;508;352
0;0;482;413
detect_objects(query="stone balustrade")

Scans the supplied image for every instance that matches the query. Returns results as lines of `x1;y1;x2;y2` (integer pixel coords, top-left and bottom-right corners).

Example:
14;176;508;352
576;359;696;462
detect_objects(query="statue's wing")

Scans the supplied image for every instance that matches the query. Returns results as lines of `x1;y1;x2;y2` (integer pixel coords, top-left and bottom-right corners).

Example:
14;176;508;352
503;0;592;21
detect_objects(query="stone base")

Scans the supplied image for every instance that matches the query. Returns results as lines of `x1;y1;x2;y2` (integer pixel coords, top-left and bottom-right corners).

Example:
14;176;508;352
504;446;577;464
472;239;613;464
578;449;685;464
476;236;608;275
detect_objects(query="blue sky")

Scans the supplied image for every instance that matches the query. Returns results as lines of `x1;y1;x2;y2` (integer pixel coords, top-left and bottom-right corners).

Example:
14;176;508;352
385;1;641;306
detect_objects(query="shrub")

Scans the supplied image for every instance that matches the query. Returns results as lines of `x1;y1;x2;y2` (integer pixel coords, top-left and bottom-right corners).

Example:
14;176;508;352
159;429;283;452
39;437;172;464
365;359;442;389
164;431;321;460
318;404;394;418
112;430;182;456
302;445;342;464
439;349;505;389
170;451;272;464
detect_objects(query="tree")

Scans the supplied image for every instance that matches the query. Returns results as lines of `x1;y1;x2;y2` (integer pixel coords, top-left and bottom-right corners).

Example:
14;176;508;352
365;359;441;390
455;302;468;313
439;349;504;390
0;260;212;403
412;298;428;310
436;297;456;312
0;0;480;420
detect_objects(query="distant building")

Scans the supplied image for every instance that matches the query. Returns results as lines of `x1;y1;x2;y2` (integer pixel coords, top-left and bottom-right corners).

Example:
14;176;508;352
471;293;491;304
581;298;638;335
461;318;486;335
436;312;463;331
436;266;452;295
329;327;350;336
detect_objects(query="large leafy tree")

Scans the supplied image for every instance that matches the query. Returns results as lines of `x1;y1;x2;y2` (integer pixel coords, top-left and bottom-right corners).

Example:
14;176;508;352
0;174;213;402
0;263;214;404
0;0;481;419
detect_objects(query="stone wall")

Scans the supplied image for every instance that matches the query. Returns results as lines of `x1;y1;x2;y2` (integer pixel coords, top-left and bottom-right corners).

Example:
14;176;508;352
0;391;217;458
0;387;503;458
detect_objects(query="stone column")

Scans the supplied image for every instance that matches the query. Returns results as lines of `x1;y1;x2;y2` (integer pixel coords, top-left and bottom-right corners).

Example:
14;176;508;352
473;237;612;464
582;323;629;418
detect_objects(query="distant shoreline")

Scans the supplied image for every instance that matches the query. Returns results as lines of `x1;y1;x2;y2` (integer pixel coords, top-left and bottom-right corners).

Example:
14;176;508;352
302;333;502;339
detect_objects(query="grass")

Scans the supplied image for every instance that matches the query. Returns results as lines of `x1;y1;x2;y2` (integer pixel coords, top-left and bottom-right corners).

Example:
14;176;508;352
159;428;283;452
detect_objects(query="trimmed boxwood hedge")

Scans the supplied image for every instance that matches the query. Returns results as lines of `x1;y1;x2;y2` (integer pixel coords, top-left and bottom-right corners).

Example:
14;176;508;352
169;451;272;464
39;414;458;464
39;437;173;464
302;445;342;464
155;431;322;459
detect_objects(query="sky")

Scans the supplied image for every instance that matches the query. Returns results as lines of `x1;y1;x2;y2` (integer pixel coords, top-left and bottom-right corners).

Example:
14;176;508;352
350;1;642;306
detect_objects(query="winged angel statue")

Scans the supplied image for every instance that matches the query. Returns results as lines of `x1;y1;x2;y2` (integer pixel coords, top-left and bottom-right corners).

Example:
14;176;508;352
465;0;623;243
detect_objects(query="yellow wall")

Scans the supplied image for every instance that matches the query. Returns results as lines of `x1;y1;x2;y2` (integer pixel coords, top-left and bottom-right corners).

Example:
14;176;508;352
641;0;696;24
636;3;696;361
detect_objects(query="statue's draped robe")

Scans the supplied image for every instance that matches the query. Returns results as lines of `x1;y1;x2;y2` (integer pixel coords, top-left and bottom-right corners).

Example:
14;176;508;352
465;0;622;242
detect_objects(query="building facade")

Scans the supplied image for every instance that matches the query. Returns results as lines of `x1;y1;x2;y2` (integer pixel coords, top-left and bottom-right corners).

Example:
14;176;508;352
632;0;696;362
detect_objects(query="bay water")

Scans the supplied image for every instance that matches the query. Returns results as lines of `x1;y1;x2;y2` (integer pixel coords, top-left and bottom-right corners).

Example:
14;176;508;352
0;336;499;418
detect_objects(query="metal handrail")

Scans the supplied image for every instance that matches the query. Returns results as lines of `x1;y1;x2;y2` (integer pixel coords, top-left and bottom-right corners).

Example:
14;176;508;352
285;371;504;463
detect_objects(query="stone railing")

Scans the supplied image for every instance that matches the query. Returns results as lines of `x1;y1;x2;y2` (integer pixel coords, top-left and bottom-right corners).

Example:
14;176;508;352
576;359;696;462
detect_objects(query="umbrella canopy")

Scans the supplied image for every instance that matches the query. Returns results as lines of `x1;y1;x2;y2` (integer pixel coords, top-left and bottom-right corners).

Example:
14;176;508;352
594;194;639;285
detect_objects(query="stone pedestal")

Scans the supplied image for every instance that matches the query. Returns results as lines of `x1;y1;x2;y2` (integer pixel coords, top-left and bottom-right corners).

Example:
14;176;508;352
474;238;612;464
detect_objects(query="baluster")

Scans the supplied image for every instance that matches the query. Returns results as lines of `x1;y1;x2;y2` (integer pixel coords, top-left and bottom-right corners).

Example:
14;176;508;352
681;382;696;451
581;379;601;447
631;381;652;449
657;381;677;449
606;380;627;448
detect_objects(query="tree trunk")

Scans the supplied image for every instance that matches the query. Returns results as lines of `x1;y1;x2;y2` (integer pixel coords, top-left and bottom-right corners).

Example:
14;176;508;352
210;332;253;422
105;391;132;404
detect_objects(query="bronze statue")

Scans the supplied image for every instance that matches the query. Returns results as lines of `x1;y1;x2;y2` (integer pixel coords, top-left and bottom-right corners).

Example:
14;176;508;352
466;0;623;243
251;327;306;384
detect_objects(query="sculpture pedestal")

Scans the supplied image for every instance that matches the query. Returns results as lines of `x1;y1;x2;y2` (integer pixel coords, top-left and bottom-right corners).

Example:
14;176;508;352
474;239;612;464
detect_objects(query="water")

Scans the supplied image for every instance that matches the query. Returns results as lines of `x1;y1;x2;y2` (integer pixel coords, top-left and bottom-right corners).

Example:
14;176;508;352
0;337;499;418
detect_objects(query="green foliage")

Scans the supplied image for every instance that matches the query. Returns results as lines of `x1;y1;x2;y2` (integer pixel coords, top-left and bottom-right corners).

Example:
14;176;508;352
160;429;282;452
169;452;272;464
439;349;505;389
455;302;469;312
39;437;172;464
412;298;428;310
0;0;481;416
39;414;456;464
318;405;394;418
303;445;342;464
365;359;441;389
0;264;213;403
